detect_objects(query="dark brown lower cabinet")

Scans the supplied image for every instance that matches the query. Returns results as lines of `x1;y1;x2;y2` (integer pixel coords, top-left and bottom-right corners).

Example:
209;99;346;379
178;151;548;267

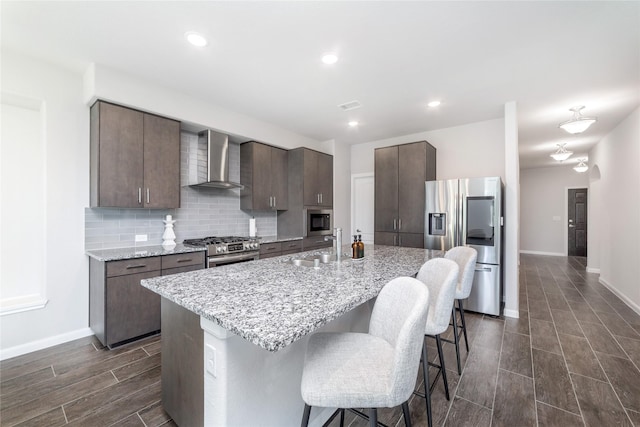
89;251;205;348
302;236;332;251
161;298;203;427
374;232;424;248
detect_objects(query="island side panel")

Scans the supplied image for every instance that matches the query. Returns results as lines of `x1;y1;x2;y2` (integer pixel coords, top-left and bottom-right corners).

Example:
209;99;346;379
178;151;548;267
200;301;374;427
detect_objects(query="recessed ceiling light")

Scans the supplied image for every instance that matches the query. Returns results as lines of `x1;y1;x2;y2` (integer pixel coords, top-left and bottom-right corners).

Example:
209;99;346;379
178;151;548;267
348;121;359;127
185;32;208;47
322;53;338;64
427;101;441;108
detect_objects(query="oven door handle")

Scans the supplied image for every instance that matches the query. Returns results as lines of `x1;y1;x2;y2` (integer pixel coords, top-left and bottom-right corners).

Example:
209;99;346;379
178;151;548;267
209;253;257;265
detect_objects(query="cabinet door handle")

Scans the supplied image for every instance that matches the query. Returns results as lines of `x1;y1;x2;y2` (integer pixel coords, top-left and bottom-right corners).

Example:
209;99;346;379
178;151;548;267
146;188;150;204
176;258;192;263
126;264;147;270
138;188;142;204
273;196;276;208
398;219;402;230
393;219;397;230
317;194;320;204
320;193;323;204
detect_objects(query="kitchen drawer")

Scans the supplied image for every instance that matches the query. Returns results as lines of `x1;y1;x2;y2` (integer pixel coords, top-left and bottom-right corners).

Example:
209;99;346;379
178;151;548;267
106;257;161;277
259;242;282;256
162;252;205;270
280;240;302;252
162;263;205;276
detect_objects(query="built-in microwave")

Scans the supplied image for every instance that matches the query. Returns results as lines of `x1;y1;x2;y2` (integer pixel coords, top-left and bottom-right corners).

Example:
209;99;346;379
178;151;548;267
304;209;333;236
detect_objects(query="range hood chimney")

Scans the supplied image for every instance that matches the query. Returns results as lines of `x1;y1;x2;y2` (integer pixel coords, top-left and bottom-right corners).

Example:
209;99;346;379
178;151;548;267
189;130;243;189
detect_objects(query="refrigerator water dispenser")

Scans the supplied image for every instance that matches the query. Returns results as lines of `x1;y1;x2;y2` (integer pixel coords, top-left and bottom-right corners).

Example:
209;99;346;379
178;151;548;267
428;213;446;235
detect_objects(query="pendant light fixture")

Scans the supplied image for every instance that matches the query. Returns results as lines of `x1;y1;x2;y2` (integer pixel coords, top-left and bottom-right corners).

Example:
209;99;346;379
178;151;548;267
550;143;573;161
573;159;589;173
559;106;597;134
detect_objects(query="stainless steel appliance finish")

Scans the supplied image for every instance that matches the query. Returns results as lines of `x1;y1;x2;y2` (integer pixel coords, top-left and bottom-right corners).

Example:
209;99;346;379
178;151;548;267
304;209;333;237
183;236;260;268
425;177;504;315
188;130;243;189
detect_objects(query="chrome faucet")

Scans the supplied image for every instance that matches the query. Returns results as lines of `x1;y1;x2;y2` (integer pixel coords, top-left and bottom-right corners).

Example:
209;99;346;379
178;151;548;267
324;227;342;260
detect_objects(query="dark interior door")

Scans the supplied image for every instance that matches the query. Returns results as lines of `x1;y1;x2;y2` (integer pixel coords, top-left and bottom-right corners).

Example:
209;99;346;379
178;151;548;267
568;188;587;257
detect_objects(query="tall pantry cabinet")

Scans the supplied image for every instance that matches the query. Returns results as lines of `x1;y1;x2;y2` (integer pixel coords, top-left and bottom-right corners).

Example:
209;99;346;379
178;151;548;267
374;141;436;248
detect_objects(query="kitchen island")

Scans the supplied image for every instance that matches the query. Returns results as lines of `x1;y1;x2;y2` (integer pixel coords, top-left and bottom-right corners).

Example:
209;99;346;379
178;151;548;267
141;245;442;426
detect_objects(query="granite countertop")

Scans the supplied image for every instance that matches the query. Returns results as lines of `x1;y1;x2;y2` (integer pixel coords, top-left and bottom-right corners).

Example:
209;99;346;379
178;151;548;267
86;244;206;262
141;245;443;352
259;235;303;243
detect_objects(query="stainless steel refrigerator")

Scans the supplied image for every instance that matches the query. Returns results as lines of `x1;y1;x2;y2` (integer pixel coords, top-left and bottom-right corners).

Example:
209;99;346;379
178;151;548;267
425;177;504;316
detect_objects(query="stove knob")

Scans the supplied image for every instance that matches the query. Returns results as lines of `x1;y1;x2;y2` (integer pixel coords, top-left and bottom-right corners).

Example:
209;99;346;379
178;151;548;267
216;246;223;253
253;243;259;249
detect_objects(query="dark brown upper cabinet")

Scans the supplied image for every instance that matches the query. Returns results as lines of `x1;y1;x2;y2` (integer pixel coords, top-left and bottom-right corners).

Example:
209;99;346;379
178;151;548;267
374;141;436;248
240;141;288;211
90;101;180;208
298;148;333;208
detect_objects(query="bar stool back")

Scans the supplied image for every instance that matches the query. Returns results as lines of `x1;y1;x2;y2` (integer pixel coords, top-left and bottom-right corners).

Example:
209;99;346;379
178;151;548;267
300;276;430;427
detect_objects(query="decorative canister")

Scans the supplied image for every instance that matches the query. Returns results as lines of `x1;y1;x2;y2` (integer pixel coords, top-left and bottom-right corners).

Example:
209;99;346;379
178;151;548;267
162;214;176;247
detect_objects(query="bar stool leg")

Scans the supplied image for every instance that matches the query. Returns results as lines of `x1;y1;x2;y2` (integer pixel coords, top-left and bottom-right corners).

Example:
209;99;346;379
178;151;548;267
401;401;412;427
369;408;377;427
339;408;345;427
435;335;450;400
459;299;469;352
421;341;433;427
301;404;311;427
451;306;462;374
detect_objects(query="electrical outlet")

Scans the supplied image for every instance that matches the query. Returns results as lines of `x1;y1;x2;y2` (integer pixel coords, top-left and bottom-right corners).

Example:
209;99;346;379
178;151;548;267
135;234;148;242
205;344;216;377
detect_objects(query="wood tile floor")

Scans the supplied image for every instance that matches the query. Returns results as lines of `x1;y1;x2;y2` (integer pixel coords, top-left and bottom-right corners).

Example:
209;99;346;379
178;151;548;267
332;254;640;427
1;254;639;426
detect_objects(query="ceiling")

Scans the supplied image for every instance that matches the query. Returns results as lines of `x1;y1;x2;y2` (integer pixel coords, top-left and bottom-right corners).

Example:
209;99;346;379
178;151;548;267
2;1;639;169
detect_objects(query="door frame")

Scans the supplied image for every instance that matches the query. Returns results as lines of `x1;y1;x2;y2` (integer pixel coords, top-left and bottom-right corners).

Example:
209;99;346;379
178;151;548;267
564;186;588;256
351;173;375;244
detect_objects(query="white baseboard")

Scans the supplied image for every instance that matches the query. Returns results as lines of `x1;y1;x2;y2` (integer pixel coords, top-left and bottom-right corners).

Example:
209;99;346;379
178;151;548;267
586;266;600;274
519;250;565;256
503;308;519;319
0;327;94;361
599;277;640;315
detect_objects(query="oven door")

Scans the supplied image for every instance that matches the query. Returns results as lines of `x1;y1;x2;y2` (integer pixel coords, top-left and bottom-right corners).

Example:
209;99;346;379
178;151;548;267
305;209;333;236
208;252;259;268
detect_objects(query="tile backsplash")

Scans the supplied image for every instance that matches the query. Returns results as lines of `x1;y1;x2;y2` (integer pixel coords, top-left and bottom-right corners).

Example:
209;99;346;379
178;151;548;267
85;131;276;250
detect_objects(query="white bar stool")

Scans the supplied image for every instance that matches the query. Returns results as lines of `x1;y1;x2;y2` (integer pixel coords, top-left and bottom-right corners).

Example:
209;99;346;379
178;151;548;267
443;246;478;374
300;276;431;427
414;258;459;427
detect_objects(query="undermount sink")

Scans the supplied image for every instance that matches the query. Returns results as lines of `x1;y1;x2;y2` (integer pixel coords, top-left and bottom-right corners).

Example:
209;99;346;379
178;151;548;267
289;252;349;267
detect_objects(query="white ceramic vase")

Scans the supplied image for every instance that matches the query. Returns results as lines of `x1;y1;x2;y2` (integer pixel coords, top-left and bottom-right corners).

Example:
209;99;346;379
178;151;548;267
162;215;176;248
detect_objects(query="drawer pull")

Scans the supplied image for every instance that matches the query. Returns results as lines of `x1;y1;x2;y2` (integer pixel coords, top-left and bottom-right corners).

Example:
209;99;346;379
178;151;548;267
126;264;147;269
176;258;192;263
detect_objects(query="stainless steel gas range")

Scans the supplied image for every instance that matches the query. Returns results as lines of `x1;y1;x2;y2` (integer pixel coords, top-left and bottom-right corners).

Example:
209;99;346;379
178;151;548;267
183;236;260;268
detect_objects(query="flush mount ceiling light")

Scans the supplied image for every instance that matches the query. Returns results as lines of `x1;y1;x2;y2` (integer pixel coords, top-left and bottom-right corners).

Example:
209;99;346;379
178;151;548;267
185;32;208;47
550;143;573;161
559;106;597;134
573;159;589;173
348;121;359;127
321;53;338;64
427;100;441;108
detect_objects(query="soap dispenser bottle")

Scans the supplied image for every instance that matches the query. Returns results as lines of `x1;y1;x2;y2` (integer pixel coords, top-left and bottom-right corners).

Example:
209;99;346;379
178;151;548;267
352;235;358;259
357;235;364;258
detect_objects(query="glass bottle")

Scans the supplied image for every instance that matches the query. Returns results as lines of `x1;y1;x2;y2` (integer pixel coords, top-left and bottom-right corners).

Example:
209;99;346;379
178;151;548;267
352;235;358;259
357;235;364;258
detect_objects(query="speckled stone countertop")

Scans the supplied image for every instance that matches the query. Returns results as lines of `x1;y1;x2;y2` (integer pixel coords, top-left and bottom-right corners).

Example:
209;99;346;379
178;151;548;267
141;245;443;352
260;235;303;243
86;244;206;261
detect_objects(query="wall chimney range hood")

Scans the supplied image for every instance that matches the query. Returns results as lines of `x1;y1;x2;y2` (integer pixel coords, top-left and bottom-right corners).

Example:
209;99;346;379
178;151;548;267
189;130;243;189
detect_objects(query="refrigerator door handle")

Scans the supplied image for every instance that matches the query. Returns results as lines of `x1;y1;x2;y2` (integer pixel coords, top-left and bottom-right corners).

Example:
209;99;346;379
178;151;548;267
475;267;493;272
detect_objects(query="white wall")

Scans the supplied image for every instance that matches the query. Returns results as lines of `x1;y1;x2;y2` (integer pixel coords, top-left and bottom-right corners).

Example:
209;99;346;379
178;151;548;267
1;51;91;357
588;107;640;312
330;139;352;236
350;118;505;180
520;165;589;255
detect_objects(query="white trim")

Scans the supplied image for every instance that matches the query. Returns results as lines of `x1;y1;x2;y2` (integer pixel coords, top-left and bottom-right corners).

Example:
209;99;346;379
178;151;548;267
564;186;588;256
0;295;48;316
0;327;94;361
598;277;640;316
503;308;519;319
519;250;564;256
586;266;600;274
